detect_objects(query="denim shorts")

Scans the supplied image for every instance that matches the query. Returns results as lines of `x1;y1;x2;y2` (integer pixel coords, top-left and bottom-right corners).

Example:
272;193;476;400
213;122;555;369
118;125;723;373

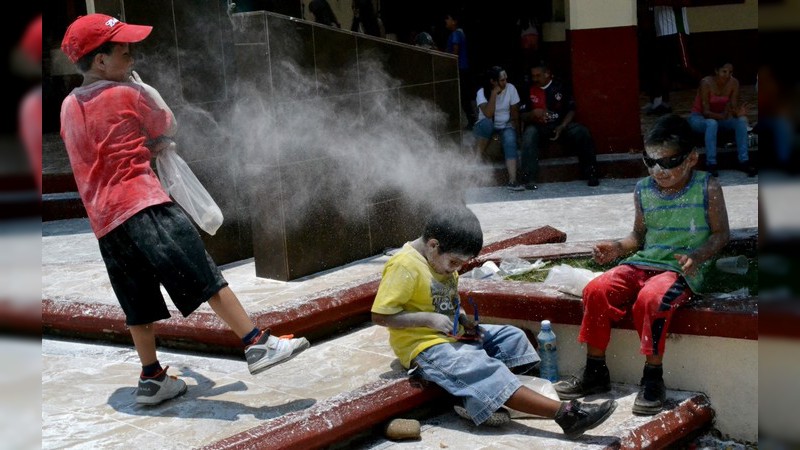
413;324;540;425
99;203;228;325
472;119;519;160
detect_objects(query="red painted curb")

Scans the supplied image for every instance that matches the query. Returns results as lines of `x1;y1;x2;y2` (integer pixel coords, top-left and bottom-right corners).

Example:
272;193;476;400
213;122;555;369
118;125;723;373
608;394;715;450
199;379;445;450
459;279;758;340
41;226;567;348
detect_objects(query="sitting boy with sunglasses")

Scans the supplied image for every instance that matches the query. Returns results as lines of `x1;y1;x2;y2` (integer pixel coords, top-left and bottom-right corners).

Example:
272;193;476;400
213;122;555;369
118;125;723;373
555;114;730;415
371;204;617;438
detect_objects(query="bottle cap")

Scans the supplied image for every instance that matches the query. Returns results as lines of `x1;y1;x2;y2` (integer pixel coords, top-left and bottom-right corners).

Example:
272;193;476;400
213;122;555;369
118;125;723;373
541;320;551;329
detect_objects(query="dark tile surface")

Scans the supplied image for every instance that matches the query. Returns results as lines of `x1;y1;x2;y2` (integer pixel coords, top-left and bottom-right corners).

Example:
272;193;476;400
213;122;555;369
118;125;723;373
267;15;316;102
357;38;433;89
232;12;268;44
314;27;359;97
433;80;461;134
367;197;424;254
250;165;289;280
433;54;458;82
280;159;372;279
234;43;272;96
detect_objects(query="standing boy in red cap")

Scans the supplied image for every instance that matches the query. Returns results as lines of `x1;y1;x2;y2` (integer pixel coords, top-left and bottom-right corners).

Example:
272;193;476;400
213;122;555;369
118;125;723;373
59;14;310;405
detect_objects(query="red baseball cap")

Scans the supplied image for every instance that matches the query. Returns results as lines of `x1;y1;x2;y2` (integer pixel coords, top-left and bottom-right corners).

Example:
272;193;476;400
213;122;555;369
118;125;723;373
61;14;152;63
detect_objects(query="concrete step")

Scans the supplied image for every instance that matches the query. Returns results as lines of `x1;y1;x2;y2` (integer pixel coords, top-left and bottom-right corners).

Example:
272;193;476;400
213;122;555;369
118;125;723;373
42;325;715;450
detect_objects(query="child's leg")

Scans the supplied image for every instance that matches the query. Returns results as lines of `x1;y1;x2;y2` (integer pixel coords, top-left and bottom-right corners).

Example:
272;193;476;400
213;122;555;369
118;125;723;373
479;324;539;370
414;342;523;425
208;286;256;338
129;323;158;366
505;385;562;417
506;385;618;438
631;270;693;358
578;265;648;355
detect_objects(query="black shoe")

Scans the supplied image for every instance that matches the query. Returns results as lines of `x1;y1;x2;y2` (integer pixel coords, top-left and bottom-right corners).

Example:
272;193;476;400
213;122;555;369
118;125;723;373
632;364;666;415
524;182;538;190
739;162;758;177
506;182;525;192
555;399;618;439
554;366;611;400
706;164;719;177
632;376;666;415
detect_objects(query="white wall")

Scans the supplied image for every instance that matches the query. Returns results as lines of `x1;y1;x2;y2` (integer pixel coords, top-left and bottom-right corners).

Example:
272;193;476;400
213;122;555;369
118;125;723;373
490;317;758;443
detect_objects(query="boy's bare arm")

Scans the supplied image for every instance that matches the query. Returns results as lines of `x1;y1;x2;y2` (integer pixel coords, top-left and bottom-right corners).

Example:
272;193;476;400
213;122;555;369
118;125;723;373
372;312;453;335
593;190;645;264
674;177;730;274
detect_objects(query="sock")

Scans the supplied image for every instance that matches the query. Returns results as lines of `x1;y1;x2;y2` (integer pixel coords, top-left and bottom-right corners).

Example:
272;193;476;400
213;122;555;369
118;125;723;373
555;400;575;421
643;363;663;380
141;361;163;378
242;327;261;346
586;355;607;373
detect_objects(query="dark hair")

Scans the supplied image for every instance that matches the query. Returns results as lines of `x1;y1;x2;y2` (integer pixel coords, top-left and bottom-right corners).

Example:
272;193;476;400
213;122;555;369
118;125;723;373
481;65;505;97
644;114;694;155
712;57;733;72
445;11;460;23
422;205;483;257
531;60;550;73
76;41;116;72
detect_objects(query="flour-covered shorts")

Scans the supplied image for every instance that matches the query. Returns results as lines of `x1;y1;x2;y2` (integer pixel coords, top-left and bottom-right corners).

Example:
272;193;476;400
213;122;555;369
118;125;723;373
413;324;540;425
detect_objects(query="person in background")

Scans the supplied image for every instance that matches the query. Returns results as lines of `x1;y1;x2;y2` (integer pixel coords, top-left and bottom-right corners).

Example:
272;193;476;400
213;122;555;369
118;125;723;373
556;114;730;416
445;11;475;129
687;60;756;177
308;0;340;28
59;14;310;406
521;62;599;187
15;14;42;194
351;0;381;37
642;3;698;116
371;204;617;437
473;66;524;191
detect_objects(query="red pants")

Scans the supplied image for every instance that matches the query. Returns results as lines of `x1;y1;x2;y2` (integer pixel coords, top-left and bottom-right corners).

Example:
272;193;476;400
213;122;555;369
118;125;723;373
578;264;693;356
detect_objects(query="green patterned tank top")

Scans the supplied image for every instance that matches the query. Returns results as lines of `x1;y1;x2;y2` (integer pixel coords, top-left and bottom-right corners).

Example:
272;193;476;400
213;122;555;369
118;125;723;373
622;171;712;292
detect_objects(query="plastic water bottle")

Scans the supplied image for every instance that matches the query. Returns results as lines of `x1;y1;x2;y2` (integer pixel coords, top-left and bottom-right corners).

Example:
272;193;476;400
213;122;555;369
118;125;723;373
537;320;559;383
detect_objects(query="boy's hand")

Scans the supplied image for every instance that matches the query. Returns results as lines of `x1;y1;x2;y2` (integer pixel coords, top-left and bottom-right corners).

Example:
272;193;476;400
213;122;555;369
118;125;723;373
459;313;479;335
425;313;455;335
593;241;621;264
130;70;177;133
674;253;698;276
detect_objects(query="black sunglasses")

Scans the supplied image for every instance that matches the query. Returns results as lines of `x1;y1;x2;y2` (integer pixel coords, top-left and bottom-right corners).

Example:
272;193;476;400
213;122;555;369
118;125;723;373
642;152;688;169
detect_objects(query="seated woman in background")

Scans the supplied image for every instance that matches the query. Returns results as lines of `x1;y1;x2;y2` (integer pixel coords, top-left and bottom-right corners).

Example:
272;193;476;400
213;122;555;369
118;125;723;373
687;60;757;177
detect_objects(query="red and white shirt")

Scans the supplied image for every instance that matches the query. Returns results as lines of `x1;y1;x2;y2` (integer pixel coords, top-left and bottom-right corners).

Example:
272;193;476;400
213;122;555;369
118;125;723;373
60;81;173;238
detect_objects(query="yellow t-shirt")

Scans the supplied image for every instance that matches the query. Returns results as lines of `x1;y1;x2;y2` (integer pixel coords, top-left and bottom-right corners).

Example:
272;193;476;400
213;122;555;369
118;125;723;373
371;243;462;368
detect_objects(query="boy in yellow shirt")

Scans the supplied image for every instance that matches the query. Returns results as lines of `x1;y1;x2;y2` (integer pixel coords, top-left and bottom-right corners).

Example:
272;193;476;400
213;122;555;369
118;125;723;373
371;205;617;438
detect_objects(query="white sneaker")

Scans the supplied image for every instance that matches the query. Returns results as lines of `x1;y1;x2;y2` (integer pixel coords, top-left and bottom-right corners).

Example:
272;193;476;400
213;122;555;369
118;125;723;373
453;404;511;427
136;366;187;405
245;332;310;375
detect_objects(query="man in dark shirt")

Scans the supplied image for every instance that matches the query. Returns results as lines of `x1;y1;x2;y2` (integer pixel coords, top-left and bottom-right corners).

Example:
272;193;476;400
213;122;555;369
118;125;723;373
520;63;599;187
309;0;340;27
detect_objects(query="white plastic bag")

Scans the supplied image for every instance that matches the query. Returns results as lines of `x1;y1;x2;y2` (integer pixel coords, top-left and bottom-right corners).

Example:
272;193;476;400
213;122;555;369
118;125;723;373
156;143;223;235
543;264;603;297
504;375;560;419
499;257;547;276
